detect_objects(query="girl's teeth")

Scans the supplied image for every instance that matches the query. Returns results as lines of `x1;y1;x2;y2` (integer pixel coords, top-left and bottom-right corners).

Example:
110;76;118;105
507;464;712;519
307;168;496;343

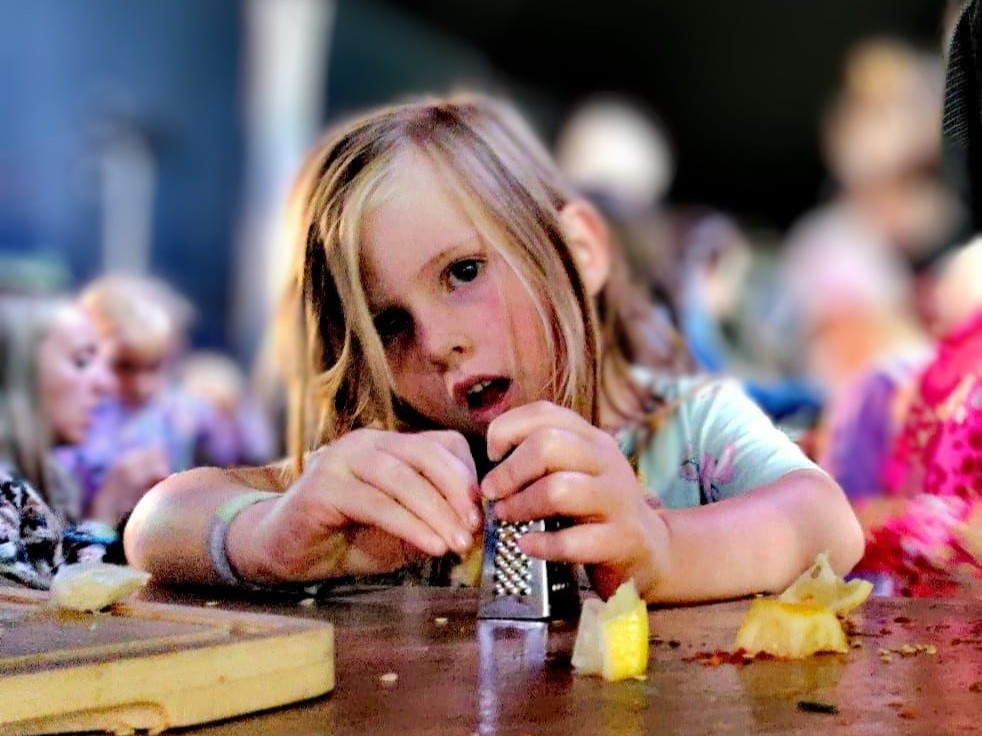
468;380;492;396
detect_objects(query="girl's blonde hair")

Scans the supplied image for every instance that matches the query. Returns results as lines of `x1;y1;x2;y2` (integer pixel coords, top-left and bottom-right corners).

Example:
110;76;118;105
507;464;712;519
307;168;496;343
0;294;71;498
279;93;681;469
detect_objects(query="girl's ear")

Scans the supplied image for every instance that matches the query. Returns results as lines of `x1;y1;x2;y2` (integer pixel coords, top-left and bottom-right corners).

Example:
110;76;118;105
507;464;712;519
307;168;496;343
558;198;612;296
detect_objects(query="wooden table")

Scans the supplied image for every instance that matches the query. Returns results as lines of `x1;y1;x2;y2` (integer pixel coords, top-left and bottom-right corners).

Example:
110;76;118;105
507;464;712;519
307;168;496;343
139;586;980;735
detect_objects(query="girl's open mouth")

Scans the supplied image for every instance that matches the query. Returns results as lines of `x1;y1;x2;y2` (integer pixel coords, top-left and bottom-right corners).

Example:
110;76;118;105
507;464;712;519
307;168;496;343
464;377;512;418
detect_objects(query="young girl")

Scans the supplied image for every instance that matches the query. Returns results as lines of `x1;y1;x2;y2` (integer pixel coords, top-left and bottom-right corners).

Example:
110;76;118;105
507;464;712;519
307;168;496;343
0;294;117;588
124;94;864;603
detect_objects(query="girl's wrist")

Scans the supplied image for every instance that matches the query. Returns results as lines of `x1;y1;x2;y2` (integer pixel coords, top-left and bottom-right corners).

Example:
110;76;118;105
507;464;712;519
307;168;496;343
209;492;280;588
636;504;672;602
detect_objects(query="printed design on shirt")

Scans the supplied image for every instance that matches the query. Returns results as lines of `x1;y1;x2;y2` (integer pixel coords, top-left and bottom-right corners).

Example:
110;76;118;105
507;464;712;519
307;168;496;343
0;469;108;589
678;442;736;504
0;471;63;588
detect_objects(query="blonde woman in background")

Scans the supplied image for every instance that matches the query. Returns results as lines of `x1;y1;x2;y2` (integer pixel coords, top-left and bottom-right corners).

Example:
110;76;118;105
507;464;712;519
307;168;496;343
57;275;275;531
0;294;117;587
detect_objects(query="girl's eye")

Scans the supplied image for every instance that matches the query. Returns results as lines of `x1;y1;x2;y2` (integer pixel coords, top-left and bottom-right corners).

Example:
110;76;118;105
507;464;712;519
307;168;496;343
373;308;410;343
446;258;484;288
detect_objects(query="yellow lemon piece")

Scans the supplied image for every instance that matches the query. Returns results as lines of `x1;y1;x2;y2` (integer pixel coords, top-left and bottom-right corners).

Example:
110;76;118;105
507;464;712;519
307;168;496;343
572;579;649;681
734;599;849;658
448;543;483;587
778;551;873;616
571;598;604;674
50;561;151;612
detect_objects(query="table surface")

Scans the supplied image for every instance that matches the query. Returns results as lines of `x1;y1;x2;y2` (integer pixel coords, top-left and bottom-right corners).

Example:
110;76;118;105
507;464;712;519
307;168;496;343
133;584;982;736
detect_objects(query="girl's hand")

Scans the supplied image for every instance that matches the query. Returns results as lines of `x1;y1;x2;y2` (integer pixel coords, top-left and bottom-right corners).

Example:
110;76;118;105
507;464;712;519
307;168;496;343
251;429;483;581
480;401;669;599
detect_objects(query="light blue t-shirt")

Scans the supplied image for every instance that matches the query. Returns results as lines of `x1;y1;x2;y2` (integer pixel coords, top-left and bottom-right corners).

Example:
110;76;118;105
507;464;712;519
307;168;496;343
618;373;820;509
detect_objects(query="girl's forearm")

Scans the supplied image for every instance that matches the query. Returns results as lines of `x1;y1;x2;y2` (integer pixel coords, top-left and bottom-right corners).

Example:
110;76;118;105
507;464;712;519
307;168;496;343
641;469;865;604
123;465;292;587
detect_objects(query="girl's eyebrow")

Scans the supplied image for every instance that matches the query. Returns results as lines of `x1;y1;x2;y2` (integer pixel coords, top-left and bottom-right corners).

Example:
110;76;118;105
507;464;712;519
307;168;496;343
419;233;484;269
368;233;484;313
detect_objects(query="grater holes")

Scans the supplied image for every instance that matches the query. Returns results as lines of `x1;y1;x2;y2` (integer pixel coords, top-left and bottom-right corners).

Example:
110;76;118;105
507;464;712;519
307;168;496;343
493;521;532;596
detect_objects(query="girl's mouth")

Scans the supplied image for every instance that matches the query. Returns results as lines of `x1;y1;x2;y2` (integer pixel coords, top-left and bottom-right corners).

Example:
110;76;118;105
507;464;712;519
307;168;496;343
463;377;512;417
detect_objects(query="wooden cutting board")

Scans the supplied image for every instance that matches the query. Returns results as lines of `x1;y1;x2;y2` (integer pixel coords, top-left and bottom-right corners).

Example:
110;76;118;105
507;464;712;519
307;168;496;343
0;586;334;735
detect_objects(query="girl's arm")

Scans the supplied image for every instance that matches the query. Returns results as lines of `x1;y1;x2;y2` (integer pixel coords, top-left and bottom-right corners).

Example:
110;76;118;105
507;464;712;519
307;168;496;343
483;401;864;604
124;429;484;588
123;464;286;587
630;468;864;603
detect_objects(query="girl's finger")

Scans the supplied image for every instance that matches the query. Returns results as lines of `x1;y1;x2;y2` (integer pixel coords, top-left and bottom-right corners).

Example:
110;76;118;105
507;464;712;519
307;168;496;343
424;430;479;482
327;477;450;558
482;428;603;501
493;470;606;522
353;449;475;555
387;432;482;531
485;401;596;462
515;522;623;564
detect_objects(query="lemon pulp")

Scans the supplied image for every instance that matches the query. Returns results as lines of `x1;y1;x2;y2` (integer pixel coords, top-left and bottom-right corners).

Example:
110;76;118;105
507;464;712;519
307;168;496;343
734;599;849;658
572;579;649;681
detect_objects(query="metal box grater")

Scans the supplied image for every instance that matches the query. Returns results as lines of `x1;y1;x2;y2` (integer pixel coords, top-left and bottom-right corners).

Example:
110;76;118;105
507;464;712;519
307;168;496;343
477;509;580;620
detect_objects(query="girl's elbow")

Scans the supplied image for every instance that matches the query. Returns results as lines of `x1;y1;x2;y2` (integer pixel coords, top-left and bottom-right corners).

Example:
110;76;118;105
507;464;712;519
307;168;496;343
818;474;866;574
121;478;174;573
121;492;154;572
837;509;866;574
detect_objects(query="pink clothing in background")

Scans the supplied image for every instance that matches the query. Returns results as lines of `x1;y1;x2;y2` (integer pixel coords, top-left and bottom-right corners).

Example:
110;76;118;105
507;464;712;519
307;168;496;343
862;310;982;596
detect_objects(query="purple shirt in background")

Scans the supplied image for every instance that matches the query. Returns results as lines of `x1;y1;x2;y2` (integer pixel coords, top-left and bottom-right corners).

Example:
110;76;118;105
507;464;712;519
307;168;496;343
55;387;275;514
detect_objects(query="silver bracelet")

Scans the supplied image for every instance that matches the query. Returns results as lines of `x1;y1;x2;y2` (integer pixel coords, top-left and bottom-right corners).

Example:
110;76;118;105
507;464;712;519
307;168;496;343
206;491;280;589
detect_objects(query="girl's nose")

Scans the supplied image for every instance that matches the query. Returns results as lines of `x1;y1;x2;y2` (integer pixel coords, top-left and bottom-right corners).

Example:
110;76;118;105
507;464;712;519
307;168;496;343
418;308;471;368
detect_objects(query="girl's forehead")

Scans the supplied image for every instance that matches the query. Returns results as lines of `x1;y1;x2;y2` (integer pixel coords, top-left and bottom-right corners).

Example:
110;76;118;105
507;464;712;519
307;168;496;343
363;157;477;252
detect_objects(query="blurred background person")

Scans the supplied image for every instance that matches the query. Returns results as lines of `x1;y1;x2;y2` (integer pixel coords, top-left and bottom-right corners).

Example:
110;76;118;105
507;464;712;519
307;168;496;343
178;350;277;467
778;37;955;402
0;294;117;587
56;274;274;534
554;95;824;429
853;238;982;597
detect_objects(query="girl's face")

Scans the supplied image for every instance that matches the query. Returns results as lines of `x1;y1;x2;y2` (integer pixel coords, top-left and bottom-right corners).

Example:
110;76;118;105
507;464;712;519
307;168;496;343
38;305;114;445
360;155;553;436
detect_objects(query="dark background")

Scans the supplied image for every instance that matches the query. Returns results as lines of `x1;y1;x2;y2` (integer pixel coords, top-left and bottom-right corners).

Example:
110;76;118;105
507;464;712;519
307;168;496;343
359;0;949;229
0;0;952;354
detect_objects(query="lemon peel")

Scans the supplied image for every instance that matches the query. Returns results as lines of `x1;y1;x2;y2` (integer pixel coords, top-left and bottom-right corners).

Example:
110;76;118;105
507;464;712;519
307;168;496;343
734;599;849;658
778;551;873;615
733;552;873;659
49;561;151;612
572;579;649;681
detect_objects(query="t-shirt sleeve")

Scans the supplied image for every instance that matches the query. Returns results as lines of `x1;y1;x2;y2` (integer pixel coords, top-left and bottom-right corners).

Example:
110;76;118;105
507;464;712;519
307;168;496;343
674;377;821;502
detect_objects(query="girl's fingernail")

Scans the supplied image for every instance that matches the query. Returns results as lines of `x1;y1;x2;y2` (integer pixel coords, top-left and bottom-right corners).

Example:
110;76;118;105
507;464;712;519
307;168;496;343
468;509;482;530
454;530;472;552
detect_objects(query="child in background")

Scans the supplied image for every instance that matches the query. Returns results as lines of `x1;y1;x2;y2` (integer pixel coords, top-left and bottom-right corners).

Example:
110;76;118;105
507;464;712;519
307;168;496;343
56;275;222;528
124;94;863;603
859;239;982;597
554;97;823;426
178;350;277;467
0;294;117;587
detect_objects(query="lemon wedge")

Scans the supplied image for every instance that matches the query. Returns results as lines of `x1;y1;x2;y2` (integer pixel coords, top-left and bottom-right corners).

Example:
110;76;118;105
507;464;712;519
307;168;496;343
734;599;849;658
778;551;873;615
572;579;649;681
50;561;151;612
